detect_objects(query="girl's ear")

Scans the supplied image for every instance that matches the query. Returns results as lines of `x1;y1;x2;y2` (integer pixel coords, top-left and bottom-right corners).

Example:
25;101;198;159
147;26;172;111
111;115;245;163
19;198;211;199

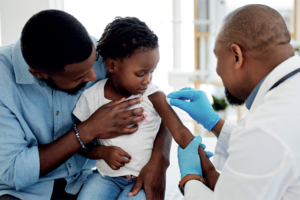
105;58;117;73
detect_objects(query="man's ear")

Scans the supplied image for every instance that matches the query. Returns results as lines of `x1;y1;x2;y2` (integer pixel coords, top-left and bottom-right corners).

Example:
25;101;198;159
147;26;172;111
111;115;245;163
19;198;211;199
28;68;49;79
105;58;117;73
231;44;244;70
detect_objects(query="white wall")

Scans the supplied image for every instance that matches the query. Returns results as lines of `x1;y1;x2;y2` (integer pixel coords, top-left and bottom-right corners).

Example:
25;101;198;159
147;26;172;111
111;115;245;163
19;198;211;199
0;0;63;45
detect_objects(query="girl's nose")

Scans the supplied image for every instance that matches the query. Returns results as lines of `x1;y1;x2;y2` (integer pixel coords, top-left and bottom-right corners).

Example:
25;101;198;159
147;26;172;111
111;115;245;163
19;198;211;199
143;73;152;85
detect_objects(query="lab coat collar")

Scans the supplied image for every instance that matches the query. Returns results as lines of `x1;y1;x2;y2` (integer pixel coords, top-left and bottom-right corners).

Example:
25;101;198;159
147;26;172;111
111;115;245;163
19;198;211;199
245;75;268;110
250;55;300;111
12;39;36;85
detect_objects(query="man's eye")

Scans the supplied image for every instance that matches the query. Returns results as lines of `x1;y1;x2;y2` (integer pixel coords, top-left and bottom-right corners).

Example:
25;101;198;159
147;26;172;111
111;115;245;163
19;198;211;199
76;77;84;82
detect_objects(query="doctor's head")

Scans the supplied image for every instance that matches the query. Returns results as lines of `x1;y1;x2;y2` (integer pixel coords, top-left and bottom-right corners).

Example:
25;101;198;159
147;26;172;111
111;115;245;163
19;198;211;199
21;10;97;95
213;4;294;106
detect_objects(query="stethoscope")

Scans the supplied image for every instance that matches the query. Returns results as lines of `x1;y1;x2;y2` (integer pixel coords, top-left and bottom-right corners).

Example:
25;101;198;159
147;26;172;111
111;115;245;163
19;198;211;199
268;68;300;91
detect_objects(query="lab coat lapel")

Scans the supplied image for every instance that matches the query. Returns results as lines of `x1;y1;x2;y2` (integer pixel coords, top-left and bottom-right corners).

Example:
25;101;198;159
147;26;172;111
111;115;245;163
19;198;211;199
250;55;300;111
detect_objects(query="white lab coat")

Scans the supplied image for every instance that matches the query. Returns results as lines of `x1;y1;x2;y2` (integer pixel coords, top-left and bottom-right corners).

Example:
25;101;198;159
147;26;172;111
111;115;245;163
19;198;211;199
185;55;300;200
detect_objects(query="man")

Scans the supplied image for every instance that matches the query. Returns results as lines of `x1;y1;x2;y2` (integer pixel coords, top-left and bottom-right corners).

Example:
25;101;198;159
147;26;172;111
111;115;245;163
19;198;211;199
168;4;300;199
0;10;171;200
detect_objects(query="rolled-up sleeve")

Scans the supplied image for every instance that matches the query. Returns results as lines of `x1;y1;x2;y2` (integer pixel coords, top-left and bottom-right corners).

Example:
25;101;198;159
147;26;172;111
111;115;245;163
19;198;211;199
0;101;40;190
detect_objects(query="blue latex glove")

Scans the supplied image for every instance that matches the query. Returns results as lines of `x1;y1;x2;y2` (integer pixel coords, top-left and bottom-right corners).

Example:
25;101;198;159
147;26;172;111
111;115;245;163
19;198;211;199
178;136;213;179
167;87;220;132
199;143;214;159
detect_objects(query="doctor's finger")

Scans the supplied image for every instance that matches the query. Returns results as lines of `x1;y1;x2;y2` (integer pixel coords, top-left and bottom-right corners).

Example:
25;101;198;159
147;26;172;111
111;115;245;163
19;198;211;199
167;89;194;100
205;151;214;158
169;99;191;110
178;87;193;91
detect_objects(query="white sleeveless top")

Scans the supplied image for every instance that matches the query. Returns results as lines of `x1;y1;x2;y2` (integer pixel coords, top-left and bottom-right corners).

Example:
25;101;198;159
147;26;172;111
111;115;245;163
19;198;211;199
73;78;161;177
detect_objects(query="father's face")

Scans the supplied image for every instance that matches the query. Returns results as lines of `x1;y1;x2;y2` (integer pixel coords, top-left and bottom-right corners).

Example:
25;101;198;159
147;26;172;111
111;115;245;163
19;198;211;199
214;40;245;106
44;47;97;95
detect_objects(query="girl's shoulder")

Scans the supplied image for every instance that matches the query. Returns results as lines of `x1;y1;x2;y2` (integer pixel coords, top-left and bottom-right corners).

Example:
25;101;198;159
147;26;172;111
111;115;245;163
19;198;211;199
143;82;160;97
82;78;108;96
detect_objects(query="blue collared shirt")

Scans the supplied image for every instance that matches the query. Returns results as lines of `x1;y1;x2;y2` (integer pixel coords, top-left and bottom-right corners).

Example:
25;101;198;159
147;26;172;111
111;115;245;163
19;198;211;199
245;76;268;110
0;38;107;199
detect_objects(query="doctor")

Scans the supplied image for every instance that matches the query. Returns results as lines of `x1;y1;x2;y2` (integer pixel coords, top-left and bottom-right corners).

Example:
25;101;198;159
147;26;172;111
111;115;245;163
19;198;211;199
168;4;300;199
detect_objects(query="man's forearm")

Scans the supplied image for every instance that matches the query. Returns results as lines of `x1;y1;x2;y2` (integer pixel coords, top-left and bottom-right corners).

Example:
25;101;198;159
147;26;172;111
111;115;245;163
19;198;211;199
127;121;172;199
38;122;93;177
151;121;172;169
198;146;220;191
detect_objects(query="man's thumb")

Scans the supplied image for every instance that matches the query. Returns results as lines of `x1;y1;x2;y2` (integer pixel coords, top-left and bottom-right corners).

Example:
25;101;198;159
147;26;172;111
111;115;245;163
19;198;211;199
127;180;142;196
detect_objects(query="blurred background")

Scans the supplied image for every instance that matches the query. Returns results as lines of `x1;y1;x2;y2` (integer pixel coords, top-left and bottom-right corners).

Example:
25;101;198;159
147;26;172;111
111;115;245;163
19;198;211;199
0;0;298;199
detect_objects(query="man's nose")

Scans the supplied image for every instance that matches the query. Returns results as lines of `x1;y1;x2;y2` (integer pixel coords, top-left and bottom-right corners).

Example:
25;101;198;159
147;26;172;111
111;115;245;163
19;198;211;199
83;68;97;82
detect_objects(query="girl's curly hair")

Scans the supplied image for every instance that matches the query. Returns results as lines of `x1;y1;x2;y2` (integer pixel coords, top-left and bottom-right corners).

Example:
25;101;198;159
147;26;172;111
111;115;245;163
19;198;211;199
96;17;158;62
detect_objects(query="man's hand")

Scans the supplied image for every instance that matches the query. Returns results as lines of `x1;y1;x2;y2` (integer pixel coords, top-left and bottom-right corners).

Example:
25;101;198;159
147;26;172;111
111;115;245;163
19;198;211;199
101;146;131;170
167;88;220;132
78;97;146;142
127;122;171;200
128;157;167;200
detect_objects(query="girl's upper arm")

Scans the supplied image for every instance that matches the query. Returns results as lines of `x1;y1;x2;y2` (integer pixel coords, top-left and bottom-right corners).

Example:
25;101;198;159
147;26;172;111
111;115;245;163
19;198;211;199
149;91;194;148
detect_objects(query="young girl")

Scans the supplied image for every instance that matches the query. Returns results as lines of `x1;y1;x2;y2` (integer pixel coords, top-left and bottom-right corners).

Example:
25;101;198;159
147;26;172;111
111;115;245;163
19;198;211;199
73;17;206;200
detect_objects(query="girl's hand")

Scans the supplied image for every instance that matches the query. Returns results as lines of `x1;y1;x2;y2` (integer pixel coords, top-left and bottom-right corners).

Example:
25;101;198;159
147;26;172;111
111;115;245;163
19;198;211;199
102;146;131;170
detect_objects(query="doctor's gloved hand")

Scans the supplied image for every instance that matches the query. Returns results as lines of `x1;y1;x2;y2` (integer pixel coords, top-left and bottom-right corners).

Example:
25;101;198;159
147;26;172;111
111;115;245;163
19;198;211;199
178;136;213;179
167;87;220;132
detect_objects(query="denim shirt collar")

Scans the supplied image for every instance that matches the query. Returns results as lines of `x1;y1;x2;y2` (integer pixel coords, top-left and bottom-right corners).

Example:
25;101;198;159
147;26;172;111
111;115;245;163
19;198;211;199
12;39;36;84
245;75;268;110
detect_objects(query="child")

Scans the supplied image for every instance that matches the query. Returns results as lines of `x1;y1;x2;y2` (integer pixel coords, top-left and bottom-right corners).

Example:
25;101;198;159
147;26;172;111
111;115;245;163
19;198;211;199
73;17;201;200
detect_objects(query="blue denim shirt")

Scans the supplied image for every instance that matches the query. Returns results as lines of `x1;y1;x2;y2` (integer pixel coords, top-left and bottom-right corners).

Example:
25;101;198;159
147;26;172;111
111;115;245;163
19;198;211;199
0;38;107;200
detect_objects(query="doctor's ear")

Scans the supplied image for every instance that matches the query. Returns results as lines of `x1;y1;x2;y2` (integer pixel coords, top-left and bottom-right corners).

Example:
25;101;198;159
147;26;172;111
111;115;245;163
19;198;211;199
105;58;117;73
231;44;243;69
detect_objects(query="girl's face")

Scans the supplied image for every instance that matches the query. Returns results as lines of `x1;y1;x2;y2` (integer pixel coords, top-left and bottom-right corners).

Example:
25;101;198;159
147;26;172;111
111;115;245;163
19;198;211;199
108;47;159;96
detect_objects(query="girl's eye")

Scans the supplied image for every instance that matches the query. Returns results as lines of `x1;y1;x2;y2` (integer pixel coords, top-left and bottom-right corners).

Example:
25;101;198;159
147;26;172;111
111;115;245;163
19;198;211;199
136;73;145;77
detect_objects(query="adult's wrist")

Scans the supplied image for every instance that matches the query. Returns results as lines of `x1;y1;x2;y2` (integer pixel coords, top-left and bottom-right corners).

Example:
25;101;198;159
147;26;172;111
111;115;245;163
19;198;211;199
211;118;225;138
180;174;207;188
76;121;94;144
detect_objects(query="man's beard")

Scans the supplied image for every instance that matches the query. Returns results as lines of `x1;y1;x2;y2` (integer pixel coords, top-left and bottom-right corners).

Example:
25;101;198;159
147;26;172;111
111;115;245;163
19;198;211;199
224;88;245;106
45;78;87;95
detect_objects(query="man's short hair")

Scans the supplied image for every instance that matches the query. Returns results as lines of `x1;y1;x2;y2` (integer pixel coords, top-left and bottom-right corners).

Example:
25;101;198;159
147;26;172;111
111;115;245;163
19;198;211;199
21;10;93;74
218;4;291;60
